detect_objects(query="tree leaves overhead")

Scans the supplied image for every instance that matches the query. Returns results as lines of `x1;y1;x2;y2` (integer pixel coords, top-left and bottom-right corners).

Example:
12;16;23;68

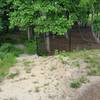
0;0;100;34
9;0;77;35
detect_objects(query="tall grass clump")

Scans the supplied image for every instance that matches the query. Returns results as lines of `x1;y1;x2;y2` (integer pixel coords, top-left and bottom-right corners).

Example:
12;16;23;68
0;43;22;79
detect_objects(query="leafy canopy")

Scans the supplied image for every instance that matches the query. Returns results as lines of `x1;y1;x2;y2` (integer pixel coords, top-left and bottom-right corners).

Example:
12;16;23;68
0;0;99;34
9;0;79;35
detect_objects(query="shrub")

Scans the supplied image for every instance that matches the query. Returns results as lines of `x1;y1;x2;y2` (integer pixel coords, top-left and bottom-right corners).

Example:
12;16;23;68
0;43;20;79
0;43;15;53
0;53;16;79
88;65;100;76
1;53;16;67
70;76;88;88
70;80;81;88
25;40;36;54
0;43;23;56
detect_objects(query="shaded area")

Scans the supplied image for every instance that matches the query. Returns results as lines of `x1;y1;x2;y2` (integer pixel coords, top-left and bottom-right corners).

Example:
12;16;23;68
39;25;100;54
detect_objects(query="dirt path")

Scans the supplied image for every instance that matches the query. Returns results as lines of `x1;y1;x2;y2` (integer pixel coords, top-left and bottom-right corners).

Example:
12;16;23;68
0;55;100;100
0;55;72;100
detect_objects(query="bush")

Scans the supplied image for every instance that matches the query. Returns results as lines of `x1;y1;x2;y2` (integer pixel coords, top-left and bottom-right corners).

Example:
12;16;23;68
0;53;16;79
93;15;100;33
70;80;81;88
25;40;36;54
70;76;88;88
1;53;16;67
0;43;23;56
0;43;22;79
0;43;15;53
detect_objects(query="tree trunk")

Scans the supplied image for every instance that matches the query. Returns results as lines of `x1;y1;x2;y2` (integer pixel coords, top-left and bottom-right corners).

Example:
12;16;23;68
45;33;51;53
27;26;32;41
65;32;69;39
27;27;31;40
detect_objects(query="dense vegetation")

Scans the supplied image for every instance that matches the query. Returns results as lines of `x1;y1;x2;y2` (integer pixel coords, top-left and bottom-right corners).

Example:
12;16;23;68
0;0;100;35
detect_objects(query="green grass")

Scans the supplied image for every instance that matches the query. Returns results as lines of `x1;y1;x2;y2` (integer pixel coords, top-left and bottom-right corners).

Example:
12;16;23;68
70;76;88;88
0;43;20;79
0;53;16;79
58;49;100;76
8;71;19;79
25;40;36;54
0;43;23;56
85;55;100;76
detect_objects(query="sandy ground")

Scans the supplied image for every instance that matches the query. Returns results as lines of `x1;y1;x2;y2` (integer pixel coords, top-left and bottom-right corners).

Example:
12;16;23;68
74;76;100;100
0;55;99;100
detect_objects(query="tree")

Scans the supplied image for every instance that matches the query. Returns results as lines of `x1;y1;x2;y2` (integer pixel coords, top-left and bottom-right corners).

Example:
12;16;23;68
0;0;5;32
0;0;10;33
8;0;78;52
77;0;100;42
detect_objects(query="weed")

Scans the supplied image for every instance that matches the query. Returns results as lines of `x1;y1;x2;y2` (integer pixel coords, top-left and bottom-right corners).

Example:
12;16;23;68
70;80;81;88
71;61;80;68
8;71;19;79
70;76;88;88
88;65;100;76
35;87;40;93
23;61;32;73
0;53;16;79
23;61;32;66
58;49;100;76
0;88;2;92
85;55;100;76
50;67;57;71
25;40;36;54
0;43;23;56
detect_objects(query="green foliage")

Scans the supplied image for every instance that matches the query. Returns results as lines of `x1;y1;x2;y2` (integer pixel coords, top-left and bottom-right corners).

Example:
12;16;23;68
9;0;78;35
0;53;16;67
0;0;99;36
85;55;100;76
70;76;88;88
70;80;81;88
0;43;24;79
0;53;16;79
8;71;19;79
58;49;100;76
0;43;16;53
0;43;23;56
25;40;36;54
89;66;100;76
0;18;3;31
0;0;10;32
93;14;100;33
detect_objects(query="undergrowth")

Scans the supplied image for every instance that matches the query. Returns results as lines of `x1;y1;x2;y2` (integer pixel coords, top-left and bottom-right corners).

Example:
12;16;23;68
0;43;22;79
70;76;88;88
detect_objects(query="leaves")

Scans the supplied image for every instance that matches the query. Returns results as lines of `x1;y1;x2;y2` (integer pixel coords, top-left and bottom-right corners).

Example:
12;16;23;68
9;0;77;35
0;0;100;35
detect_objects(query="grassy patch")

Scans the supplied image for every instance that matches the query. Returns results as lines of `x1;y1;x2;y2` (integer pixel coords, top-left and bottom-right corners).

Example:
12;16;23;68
25;40;36;54
0;53;16;79
58;49;100;76
8;71;19;79
0;43;23;56
85;55;100;76
0;43;20;79
23;60;32;66
23;60;33;73
70;76;88;88
71;61;80;68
